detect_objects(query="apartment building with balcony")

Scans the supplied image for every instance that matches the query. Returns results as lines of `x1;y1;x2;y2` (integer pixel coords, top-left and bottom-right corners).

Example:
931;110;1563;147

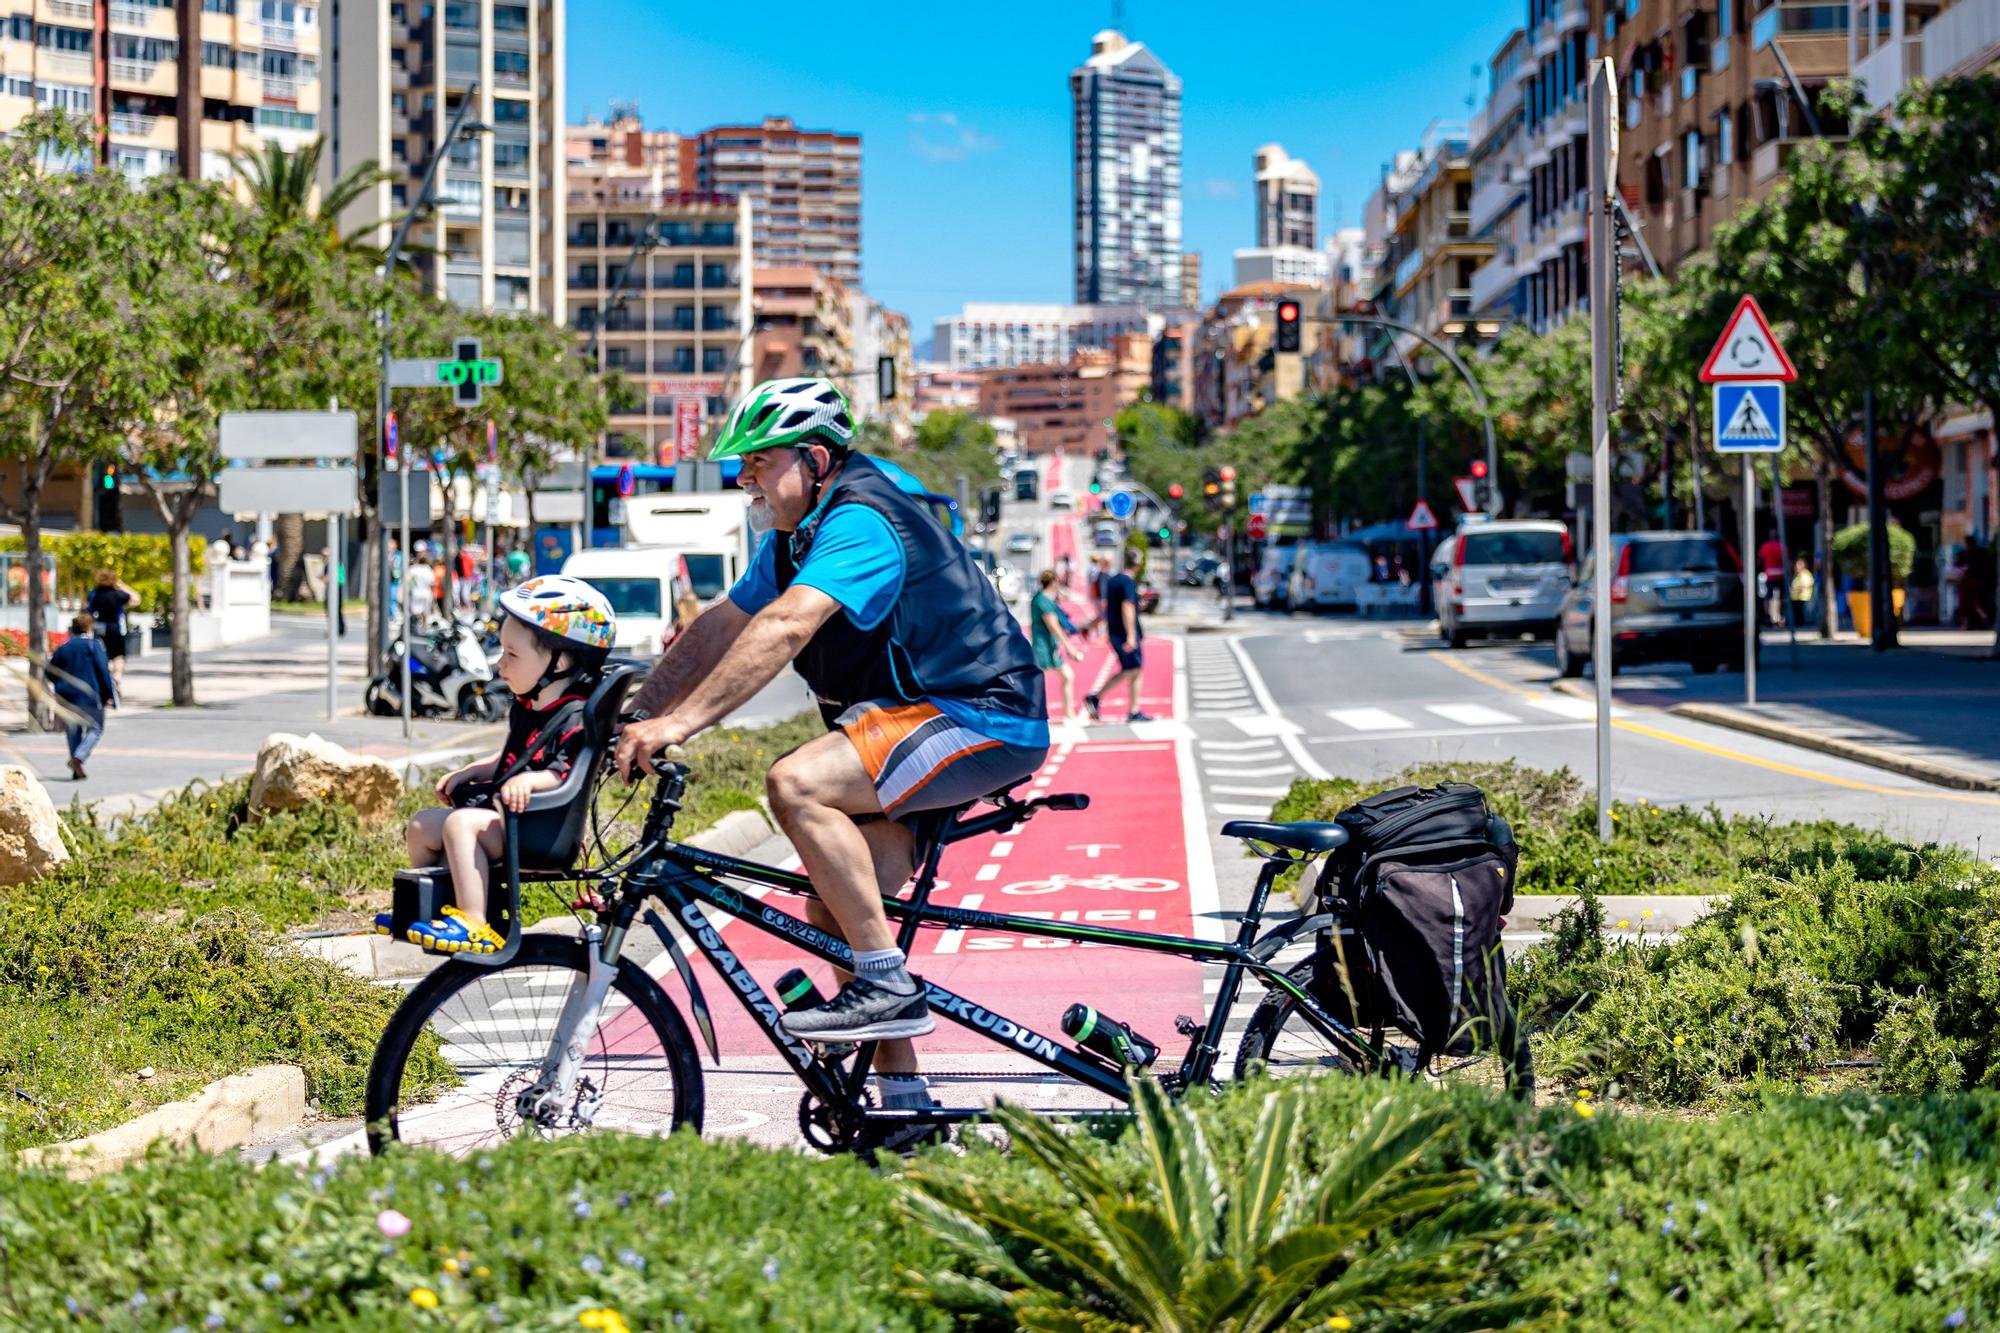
1180;251;1202;308
1232;246;1330;288
933;301;1150;373
1601;0;1850;281
1368;122;1492;353
326;0;564;315
1515;0;1594;332
749;265;852;386
564;167;746;462
692;116;860;287
977;339;1150;455
0;0;323;181
1849;0;2000;106
911;363;981;417
847;291;914;441
1193;280;1322;429
567;105;690;179
1466;27;1531;330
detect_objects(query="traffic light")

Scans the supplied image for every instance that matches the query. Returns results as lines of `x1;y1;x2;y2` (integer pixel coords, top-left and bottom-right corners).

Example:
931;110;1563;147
1167;482;1183;501
95;463;123;532
1470;458;1491;511
1219;464;1238;511
1157;525;1172;543
1275;299;1302;354
1201;466;1222;514
1089;480;1102;495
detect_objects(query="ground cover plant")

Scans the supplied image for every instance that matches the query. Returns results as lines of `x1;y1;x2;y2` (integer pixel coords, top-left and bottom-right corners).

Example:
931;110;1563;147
6;1076;2000;1328
1268;759;1906;898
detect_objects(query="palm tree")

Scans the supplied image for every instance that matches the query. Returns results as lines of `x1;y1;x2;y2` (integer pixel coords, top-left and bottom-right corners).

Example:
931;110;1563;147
229;138;398;598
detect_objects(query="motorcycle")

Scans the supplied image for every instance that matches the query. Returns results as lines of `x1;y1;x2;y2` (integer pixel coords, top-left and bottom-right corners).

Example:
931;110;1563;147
366;618;508;722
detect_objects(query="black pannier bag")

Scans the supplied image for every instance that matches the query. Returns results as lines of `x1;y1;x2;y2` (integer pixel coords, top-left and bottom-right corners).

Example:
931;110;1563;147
1310;783;1519;1060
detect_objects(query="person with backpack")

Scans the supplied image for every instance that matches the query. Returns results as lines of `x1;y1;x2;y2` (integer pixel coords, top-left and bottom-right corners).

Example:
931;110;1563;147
383;576;615;954
50;613;117;780
1029;568;1086;720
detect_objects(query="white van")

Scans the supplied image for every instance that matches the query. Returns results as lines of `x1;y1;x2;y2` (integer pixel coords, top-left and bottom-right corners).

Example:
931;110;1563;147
560;547;699;658
1428;519;1572;647
1291;541;1372;611
562;492;759;656
1251;546;1299;610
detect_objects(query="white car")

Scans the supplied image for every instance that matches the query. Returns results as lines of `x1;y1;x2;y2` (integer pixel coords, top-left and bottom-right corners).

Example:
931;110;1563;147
1049;489;1076;510
1007;532;1037;554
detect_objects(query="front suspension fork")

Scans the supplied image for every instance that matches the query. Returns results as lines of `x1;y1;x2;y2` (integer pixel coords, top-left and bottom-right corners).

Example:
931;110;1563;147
519;922;623;1127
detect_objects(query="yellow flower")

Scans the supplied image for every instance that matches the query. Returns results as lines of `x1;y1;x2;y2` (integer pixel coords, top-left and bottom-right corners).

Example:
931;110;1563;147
1328;1319;1354;1331
409;1287;440;1310
1574;1100;1595;1118
442;1258;460;1275
474;1266;490;1279
1674;1034;1686;1047
1642;909;1655;919
1577;1087;1593;1099
580;1312;631;1333
1617;919;1631;929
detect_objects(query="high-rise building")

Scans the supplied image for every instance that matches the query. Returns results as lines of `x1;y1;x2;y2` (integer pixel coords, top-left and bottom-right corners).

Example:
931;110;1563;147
692;116;861;286
934;301;1149;373
0;0;324;181
1179;251;1202;308
1253;143;1318;250
1362;122;1489;349
327;0;566;315
749;265;852;384
563;159;747;462
567;105;691;180
1070;29;1183;311
1465;28;1528;332
1232;247;1330;288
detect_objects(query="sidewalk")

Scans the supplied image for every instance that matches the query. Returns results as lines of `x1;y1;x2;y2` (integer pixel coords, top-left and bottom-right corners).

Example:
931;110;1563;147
1588;628;2000;792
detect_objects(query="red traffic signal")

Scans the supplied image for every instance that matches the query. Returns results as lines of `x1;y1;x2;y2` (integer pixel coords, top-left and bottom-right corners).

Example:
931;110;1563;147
1219;465;1237;483
1277;301;1299;322
1167;483;1184;500
1469;460;1489;479
1275;299;1302;353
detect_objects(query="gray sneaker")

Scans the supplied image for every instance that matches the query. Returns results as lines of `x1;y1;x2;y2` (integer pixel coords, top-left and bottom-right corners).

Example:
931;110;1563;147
781;977;935;1043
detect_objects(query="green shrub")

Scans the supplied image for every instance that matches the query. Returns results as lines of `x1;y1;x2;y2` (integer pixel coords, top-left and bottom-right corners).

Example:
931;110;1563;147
1512;848;2000;1103
1831;519;1917;584
1268;759;1897;897
0;531;205;615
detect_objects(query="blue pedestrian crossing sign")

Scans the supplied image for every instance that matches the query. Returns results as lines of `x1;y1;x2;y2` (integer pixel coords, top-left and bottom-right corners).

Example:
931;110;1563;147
1106;490;1136;519
1713;381;1785;454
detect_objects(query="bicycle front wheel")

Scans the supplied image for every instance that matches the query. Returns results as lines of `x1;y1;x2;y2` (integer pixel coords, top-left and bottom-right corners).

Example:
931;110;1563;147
365;933;705;1156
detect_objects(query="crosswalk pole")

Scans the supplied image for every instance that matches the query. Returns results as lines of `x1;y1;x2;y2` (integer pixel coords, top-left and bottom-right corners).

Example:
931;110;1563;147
1587;58;1618;845
1743;463;1757;706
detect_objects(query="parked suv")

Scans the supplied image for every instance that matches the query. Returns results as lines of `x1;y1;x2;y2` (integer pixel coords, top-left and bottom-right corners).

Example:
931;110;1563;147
1555;531;1749;677
1429;520;1571;647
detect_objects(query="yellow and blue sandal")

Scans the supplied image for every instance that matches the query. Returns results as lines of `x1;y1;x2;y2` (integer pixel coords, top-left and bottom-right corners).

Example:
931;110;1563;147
407;906;505;955
373;912;395;936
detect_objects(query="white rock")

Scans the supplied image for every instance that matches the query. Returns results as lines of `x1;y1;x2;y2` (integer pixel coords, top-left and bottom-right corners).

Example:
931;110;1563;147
0;765;69;885
248;733;403;827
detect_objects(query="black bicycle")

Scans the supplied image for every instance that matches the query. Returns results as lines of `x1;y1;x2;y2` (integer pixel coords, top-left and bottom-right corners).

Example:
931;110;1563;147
363;666;1530;1159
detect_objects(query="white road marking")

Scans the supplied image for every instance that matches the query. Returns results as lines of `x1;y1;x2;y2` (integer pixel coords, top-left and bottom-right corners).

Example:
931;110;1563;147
990;840;1014;857
1304;721;1595;745
1225;714;1304;739
1205;764;1296;778
1525;694;1598;719
1214;802;1279;816
1200;747;1283;764
1197;737;1287;751
1326;707;1415;731
1425;702;1521;727
975;864;1000;881
1209;783;1295;797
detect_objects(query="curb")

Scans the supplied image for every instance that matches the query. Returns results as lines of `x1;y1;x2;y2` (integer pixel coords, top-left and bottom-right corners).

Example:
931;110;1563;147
1669;702;2000;793
294;806;777;982
17;1066;306;1179
1506;893;1719;932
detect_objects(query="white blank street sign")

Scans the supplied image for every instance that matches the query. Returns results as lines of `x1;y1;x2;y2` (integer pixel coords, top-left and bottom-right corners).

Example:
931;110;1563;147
218;465;358;515
218;410;358;461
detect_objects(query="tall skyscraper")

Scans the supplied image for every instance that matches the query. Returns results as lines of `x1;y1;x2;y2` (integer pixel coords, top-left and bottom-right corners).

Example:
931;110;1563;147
0;0;323;181
1253;143;1318;250
1070;29;1182;311
692;116;861;286
326;0;566;314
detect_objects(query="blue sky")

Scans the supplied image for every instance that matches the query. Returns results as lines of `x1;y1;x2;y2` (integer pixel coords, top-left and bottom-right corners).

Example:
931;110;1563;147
567;2;1521;354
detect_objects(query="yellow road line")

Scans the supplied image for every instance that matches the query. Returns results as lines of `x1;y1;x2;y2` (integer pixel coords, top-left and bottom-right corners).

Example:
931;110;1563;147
1430;649;2000;807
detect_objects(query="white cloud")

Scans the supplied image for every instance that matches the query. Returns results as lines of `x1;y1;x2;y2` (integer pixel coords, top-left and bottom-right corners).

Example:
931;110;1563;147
908;111;998;164
1201;178;1241;199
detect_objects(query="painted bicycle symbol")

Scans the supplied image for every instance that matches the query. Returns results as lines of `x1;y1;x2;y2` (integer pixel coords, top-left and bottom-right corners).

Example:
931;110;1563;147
999;874;1182;896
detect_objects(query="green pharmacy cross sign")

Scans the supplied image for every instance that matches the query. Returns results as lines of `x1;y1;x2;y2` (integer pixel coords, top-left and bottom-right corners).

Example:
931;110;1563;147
388;337;506;406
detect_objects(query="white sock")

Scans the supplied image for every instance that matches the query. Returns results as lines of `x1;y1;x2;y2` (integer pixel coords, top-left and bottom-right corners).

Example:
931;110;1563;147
852;947;917;995
874;1073;931;1110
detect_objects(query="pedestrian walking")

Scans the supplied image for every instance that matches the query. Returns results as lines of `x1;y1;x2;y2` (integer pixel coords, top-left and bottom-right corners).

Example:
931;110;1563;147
406;554;437;626
1790;555;1816;630
1757;531;1786;627
1085;547;1150;723
86;568;140;686
50;613;116;781
319;545;347;636
505;542;531;589
1030;569;1087;720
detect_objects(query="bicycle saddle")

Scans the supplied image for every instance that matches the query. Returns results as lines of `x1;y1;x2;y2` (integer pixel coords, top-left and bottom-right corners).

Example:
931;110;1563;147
1220;820;1348;854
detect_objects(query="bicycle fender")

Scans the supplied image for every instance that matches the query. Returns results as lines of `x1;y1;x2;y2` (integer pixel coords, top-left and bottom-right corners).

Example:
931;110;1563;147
1246;912;1337;963
644;908;720;1065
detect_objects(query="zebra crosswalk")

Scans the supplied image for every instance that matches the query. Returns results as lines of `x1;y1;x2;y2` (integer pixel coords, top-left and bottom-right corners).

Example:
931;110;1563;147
1195;733;1303;817
1183;638;1259;717
1314;694;1594;740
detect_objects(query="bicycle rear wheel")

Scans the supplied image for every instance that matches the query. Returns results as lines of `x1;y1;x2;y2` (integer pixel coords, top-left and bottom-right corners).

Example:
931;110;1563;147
1233;957;1534;1099
365;934;705;1156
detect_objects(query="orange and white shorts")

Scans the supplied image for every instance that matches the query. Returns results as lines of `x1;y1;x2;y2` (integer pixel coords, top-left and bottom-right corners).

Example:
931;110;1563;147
834;699;1047;817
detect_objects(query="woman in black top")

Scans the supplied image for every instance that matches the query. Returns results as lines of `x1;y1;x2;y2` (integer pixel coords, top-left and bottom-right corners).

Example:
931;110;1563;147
50;613;117;780
86;569;141;684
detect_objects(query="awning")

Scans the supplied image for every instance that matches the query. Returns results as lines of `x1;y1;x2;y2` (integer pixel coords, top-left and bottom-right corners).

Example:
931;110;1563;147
1936;410;1994;440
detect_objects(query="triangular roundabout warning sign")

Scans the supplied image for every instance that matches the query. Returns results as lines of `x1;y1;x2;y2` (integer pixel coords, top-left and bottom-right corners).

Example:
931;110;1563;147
1699;294;1797;383
1408;497;1439;530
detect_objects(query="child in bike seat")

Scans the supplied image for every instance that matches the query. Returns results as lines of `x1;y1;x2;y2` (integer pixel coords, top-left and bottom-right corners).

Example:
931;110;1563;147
378;575;615;954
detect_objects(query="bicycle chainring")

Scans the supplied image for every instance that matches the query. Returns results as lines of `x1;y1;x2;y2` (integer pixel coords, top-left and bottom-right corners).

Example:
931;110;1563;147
797;1087;871;1155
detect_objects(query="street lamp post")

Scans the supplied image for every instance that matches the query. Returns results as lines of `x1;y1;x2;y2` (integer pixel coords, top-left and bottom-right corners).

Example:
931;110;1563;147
376;84;490;738
1331;311;1501;513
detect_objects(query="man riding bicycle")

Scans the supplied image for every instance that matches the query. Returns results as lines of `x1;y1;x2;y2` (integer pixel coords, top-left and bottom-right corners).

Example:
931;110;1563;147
614;376;1049;1113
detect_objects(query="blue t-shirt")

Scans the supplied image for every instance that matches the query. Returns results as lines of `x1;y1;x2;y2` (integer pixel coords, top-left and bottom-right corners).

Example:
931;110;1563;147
729;496;1048;749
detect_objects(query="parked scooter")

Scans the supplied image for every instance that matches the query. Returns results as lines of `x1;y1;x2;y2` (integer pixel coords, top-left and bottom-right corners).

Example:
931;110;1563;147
366;617;507;721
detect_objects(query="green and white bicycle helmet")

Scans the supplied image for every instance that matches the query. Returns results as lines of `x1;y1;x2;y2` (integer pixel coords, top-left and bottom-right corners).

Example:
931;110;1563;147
708;377;855;463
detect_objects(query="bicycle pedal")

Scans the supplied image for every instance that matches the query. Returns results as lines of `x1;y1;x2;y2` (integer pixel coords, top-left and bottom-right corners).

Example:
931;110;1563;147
1174;1014;1202;1037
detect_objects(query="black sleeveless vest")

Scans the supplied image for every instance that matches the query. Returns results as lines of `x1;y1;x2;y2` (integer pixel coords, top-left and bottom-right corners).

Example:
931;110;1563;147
773;456;1045;728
